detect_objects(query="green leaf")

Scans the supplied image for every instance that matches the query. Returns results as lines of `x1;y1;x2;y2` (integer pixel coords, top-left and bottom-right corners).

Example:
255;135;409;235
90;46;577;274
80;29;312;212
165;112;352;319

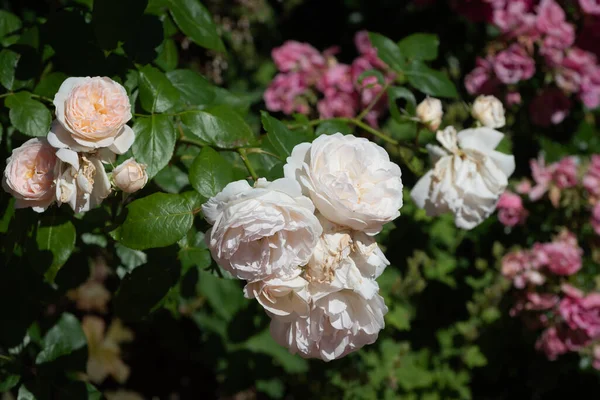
0;374;19;392
398;33;439;61
189;146;233;198
387;86;417;121
197;269;246;321
244;329;309;374
463;346;487;368
35;216;76;282
114;262;176;321
4;92;52;136
115;243;147;270
92;0;147;50
386;305;411;331
34;72;67;99
0;10;21;39
4;92;52;137
17;385;35;400
35;313;86;364
166;69;216;107
138;64;180;113
405;62;458;98
131;115;176;179
111;192;201;250
0;48;19;90
155;39;178;72
315;120;353;136
368;32;406;72
168;0;225;52
181;106;255;148
262;111;309;158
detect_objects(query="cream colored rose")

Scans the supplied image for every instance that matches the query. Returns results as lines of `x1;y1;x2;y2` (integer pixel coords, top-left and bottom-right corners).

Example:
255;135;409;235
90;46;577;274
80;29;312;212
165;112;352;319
416;97;443;131
472;95;506;128
112;158;148;193
411;126;515;229
51;77;134;154
244;274;310;321
284;133;403;235
2;138;57;212
202;178;322;281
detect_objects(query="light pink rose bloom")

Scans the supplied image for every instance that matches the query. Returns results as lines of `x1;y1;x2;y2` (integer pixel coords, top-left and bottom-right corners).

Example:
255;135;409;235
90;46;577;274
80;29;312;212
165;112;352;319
465;56;499;95
354;31;387;70
529;88;571;127
501;250;544;289
317;64;354;95
556;49;596;93
112;158;148;193
536;0;576;50
524;292;559;311
559;284;600;338
551;156;578;189
351;57;391;127
535;231;583;276
505;91;522;106
317;92;359;119
492;0;537;37
272;41;326;77
2;138;57;212
536;326;569;360
580;66;600;109
497;191;528;227
493;44;536;84
529;156;554;201
584;155;600;198
51;77;134;154
590;203;600;235
264;73;311;115
580;0;600;15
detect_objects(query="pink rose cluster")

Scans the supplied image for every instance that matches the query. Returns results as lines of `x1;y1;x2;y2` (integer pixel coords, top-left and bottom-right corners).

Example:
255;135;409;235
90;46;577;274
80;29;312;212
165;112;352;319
496;190;528;227
501;233;600;365
517;155;578;207
264;32;394;127
461;0;600;125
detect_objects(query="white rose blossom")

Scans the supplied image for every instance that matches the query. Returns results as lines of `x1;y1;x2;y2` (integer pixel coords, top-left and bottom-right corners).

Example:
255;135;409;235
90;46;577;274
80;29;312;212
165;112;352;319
416;97;443;131
284;133;403;235
410;126;515;230
244;273;310;321
50;77;134;154
267;216;389;361
202;178;322;282
471;95;506;129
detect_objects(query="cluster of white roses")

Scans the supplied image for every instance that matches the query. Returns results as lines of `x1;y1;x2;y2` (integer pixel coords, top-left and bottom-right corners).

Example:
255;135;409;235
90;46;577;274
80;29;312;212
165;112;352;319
413;94;515;229
2;77;148;213
202;133;404;361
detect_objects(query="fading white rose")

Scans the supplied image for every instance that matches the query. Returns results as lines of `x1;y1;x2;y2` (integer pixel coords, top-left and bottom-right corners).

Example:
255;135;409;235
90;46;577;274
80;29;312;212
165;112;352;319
416;97;443;131
472;95;506;129
202;178;322;281
2;138;57;212
112;158;148;193
50;77;134;154
270;289;387;362
284;133;403;235
244;273;310;321
54;141;112;213
411;126;515;230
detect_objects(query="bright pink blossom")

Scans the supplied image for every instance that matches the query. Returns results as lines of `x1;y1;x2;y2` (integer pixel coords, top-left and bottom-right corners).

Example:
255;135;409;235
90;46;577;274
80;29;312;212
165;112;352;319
497;191;528;227
493;44;536;84
272;41;326;78
529;88;571;127
354;31;387;70
536;326;569;360
536;0;576;50
580;66;600;109
317;92;359;120
583;155;600;198
580;0;600;15
559;285;600;338
534;231;583;276
264;73;311;115
492;1;537;37
505;91;522;106
317;64;354;96
529;156;554;201
552;156;578;189
501;250;545;289
465;56;499;95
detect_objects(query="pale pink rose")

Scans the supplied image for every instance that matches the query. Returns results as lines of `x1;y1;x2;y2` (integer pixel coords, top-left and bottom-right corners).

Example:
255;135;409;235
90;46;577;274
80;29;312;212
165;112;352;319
272;41;326;78
529;88;571;127
505;91;522;106
52;77;133;154
465;56;499;95
580;66;600;109
492;1;537;37
535;231;583;276
536;0;576;50
264;73;311;115
580;0;600;15
515;179;532;194
536;326;569;360
501;250;544;289
317;91;359;119
317;64;354;95
584;155;600;198
351;57;391;126
529;156;554;201
559;284;600;338
2;138;57;212
524;292;559;311
497;191;528;227
556;49;597;93
493;44;536;84
112;158;148;193
551;156;578;189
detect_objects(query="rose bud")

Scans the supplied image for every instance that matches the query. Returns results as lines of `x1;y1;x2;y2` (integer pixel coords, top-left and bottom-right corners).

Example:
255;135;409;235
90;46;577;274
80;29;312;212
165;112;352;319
112;158;148;193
